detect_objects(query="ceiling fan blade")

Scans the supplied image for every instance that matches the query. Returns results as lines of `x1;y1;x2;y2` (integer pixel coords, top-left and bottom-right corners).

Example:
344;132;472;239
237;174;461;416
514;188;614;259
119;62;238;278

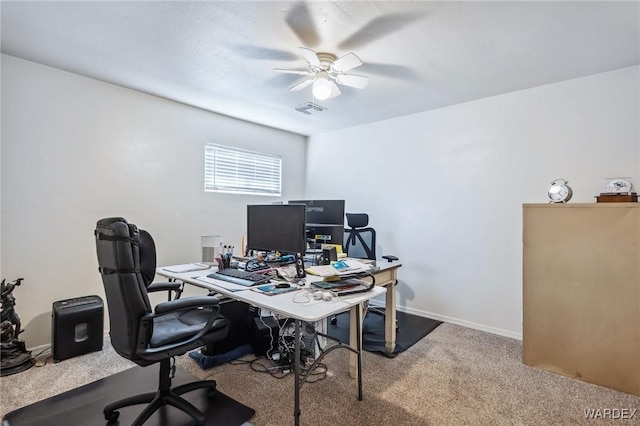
358;62;418;80
235;45;299;61
331;52;363;73
289;78;315;91
327;81;342;99
285;2;320;47
274;68;313;76
299;47;321;68
335;74;369;89
338;13;424;50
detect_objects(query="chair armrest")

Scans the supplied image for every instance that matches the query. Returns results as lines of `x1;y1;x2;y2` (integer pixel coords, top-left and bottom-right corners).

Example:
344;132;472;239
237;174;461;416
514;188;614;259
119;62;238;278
153;296;220;315
147;281;182;293
138;295;225;359
381;255;399;262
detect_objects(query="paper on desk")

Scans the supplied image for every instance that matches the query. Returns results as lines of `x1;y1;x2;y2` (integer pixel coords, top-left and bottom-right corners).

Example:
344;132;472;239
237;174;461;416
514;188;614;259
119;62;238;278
163;263;212;273
305;259;372;277
193;275;251;292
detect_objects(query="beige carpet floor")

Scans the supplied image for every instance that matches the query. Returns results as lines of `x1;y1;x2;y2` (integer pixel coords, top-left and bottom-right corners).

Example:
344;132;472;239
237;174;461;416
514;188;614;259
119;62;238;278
2;322;639;425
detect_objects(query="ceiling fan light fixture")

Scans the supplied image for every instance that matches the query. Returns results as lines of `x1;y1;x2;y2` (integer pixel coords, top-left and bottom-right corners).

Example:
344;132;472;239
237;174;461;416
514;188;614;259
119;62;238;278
278;48;368;101
312;77;332;100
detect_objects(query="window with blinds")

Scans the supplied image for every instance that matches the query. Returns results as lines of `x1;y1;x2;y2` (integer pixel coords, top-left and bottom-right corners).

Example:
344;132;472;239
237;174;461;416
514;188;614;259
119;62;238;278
204;144;282;196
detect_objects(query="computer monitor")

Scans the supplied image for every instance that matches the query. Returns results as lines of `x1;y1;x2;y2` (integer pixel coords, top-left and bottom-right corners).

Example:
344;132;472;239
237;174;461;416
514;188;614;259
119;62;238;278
305;224;344;246
246;204;307;255
289;199;345;225
289;200;345;248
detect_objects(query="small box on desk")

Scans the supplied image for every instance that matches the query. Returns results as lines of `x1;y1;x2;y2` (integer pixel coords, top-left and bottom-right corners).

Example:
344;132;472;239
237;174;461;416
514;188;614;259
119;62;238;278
596;193;638;203
321;246;337;265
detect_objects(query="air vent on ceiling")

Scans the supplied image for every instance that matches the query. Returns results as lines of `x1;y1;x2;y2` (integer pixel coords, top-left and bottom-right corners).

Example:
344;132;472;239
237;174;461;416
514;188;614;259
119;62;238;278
295;102;326;115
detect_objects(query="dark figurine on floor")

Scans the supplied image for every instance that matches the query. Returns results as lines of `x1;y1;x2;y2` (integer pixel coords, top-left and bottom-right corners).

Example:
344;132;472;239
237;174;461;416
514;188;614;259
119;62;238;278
1;278;33;376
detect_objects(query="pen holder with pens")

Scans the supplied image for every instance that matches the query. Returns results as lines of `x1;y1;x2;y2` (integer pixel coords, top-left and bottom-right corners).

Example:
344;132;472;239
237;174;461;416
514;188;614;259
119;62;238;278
217;254;232;270
217;245;235;270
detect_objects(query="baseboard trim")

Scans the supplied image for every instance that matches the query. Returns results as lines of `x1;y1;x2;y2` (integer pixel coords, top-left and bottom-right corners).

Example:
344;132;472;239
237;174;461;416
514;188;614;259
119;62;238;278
26;342;51;354
368;301;523;341
29;311;523;353
27;330;110;353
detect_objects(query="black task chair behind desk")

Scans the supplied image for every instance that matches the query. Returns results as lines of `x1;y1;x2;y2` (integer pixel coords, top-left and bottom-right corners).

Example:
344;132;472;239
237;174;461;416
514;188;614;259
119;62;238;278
95;217;230;426
331;213;399;324
343;213;377;260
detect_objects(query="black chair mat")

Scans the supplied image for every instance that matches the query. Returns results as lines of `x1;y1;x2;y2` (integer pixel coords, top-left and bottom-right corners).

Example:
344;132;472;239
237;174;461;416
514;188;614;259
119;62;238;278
3;365;255;426
326;308;442;357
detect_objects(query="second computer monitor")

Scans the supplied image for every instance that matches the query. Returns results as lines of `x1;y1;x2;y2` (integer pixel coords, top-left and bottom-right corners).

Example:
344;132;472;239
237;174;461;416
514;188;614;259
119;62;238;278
289;199;345;248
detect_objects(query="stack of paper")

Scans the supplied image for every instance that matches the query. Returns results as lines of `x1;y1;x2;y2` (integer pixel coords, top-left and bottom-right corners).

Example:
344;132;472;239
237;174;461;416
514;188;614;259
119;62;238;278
162;263;212;273
305;259;371;277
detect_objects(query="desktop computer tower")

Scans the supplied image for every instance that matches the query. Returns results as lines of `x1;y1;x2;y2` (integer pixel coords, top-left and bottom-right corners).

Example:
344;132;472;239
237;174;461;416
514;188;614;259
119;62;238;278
251;315;280;356
201;300;256;356
52;295;104;362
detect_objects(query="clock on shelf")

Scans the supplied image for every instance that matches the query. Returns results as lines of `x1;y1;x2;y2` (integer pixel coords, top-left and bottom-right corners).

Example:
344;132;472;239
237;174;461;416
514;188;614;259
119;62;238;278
548;179;572;203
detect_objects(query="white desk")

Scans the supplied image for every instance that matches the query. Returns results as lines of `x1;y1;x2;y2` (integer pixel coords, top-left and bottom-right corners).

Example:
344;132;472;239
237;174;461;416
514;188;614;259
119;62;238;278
157;266;385;426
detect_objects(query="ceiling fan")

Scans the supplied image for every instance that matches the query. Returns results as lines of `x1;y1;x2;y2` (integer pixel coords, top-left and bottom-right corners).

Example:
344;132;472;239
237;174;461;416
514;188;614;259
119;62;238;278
274;47;369;100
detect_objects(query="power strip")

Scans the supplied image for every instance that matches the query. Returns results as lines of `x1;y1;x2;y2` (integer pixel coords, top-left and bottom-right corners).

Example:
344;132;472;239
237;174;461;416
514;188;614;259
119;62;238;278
268;350;294;373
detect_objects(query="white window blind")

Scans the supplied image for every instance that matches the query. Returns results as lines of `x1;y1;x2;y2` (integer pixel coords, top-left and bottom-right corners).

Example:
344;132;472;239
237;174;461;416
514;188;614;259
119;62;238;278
204;144;282;196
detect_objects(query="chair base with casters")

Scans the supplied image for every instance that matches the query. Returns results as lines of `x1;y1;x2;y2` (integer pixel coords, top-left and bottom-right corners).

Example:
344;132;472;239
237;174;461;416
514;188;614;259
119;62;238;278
104;357;216;425
329;301;397;328
365;302;387;319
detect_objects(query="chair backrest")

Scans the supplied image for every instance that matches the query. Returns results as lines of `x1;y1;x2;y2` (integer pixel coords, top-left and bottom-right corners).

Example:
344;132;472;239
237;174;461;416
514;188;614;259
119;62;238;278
343;213;377;260
95;217;153;362
138;229;157;287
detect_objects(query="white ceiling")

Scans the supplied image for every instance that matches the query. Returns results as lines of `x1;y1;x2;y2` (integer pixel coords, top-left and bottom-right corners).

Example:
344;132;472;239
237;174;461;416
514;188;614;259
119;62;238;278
2;1;639;136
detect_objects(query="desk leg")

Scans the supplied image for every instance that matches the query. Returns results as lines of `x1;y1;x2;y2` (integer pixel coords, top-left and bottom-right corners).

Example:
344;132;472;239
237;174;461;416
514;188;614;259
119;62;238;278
385;274;397;355
349;303;364;379
356;304;363;400
294;318;301;426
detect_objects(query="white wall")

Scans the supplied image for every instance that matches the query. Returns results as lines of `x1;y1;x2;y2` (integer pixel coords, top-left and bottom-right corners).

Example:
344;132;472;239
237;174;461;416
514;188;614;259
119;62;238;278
4;55;636;347
1;55;307;347
306;66;640;339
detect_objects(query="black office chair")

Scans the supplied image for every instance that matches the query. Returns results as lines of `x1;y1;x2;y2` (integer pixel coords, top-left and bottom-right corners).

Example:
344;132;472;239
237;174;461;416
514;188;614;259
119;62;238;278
343;213;377;261
342;213;398;320
95;217;230;426
343;213;398;263
139;229;183;301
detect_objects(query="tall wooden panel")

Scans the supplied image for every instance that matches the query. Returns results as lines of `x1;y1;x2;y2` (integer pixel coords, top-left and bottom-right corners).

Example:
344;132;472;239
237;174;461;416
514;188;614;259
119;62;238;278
523;203;640;395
